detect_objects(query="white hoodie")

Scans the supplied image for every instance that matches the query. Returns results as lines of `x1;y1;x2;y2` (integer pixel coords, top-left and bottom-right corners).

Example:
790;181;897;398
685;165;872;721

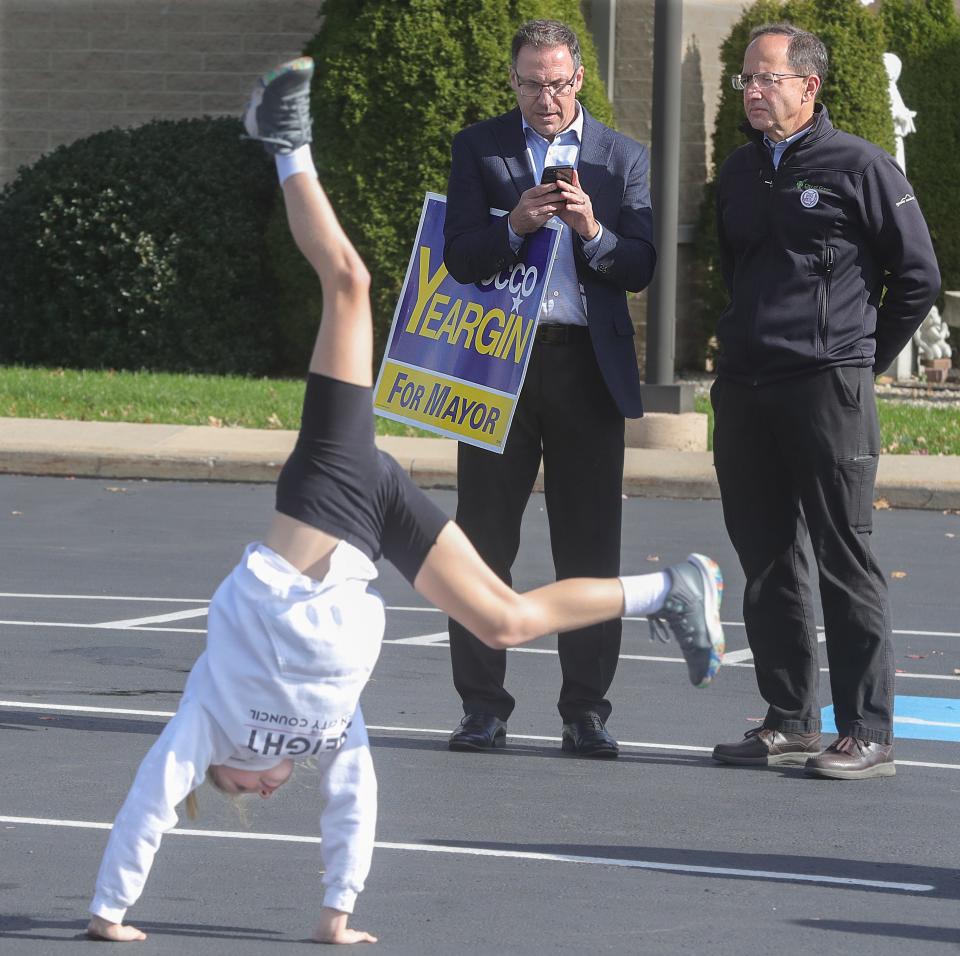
90;541;384;922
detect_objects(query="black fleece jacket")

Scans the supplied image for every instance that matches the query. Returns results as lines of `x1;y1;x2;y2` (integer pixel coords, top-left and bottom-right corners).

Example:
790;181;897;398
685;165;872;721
715;104;940;383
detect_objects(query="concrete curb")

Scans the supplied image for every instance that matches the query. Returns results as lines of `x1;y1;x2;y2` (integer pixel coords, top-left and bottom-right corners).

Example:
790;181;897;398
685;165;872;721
0;418;294;483
1;416;958;510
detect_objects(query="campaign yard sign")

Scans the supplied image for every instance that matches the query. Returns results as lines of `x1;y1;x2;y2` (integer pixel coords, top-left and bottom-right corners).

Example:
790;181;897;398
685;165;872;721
374;192;561;452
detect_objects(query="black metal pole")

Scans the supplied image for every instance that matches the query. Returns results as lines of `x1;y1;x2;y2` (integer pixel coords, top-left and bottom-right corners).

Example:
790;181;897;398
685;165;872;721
647;0;682;385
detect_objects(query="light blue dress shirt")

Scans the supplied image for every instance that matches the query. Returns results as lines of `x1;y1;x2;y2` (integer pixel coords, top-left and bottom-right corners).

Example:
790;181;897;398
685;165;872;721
506;104;602;326
764;125;812;169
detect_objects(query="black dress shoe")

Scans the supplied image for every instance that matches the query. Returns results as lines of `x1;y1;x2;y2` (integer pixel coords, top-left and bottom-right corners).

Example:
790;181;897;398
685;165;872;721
561;712;619;758
448;713;507;751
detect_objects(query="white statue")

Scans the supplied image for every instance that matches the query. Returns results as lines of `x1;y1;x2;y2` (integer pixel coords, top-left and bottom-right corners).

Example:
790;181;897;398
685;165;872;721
884;52;920;380
913;305;952;361
883;52;917;173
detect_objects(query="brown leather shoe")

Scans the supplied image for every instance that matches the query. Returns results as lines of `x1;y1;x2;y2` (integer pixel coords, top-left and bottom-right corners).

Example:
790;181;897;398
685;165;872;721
712;727;822;766
804;736;895;779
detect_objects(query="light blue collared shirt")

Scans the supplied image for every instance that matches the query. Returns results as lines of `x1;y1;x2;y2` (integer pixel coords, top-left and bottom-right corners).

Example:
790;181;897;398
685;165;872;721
506;103;601;325
763;125;812;169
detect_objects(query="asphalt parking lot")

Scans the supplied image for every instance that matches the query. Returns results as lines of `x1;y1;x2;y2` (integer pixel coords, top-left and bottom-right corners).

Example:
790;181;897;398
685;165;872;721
1;474;958;954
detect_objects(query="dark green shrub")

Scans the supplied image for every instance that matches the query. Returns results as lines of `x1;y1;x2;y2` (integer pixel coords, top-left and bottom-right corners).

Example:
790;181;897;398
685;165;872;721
271;0;615;365
690;0;894;365
0;117;281;374
880;0;960;300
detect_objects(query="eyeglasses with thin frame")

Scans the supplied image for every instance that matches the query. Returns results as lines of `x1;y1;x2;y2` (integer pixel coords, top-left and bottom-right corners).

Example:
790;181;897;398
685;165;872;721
514;69;579;99
731;72;808;91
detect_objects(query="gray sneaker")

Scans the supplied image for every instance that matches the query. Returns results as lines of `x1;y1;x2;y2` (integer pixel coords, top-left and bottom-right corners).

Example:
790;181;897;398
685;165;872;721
648;553;725;687
242;57;314;154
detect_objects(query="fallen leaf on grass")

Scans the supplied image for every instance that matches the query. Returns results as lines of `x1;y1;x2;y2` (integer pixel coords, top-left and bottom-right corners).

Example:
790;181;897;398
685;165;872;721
890;571;908;579
873;497;891;510
266;413;283;429
207;416;223;428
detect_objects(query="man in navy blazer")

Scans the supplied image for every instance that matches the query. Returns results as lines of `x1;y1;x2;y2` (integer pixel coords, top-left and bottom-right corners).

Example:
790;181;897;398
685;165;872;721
443;19;656;758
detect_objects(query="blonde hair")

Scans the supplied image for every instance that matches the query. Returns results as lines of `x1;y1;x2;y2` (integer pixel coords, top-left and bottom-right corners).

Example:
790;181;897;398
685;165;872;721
182;765;228;821
184;790;200;821
183;765;250;825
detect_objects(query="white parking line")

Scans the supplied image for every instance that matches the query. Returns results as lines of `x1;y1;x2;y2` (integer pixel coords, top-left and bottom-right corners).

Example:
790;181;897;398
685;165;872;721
0;701;957;770
94;608;209;628
2;615;958;680
2;594;959;682
0;815;935;894
4;591;959;636
0;592;209;603
387;632;449;646
0;619;206;634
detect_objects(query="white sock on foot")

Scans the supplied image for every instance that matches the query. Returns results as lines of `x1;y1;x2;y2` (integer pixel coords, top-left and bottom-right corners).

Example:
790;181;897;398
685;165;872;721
618;571;670;616
275;144;317;185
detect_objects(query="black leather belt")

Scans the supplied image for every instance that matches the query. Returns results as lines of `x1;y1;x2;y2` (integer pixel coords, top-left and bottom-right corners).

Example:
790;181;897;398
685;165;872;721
535;323;590;345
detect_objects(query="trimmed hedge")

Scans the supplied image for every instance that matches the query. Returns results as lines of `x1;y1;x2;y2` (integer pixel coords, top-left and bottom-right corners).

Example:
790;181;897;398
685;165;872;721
880;0;960;300
0;117;281;374
691;0;894;365
270;0;616;365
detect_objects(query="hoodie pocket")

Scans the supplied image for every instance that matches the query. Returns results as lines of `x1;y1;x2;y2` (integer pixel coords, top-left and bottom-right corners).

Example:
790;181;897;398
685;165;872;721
260;586;385;683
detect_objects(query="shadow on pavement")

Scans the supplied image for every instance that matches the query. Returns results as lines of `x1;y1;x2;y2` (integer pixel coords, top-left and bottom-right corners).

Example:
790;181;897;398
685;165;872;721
791;918;960;945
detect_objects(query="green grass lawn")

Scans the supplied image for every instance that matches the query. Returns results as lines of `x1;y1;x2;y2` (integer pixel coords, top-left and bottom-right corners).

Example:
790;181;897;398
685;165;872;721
1;366;958;453
693;395;960;455
0;366;430;437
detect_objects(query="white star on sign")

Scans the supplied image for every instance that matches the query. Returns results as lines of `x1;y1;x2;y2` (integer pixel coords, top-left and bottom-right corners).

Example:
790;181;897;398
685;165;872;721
511;292;523;313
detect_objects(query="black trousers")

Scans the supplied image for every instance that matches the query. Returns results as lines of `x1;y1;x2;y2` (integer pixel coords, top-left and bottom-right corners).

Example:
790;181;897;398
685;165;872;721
712;366;893;744
449;328;625;723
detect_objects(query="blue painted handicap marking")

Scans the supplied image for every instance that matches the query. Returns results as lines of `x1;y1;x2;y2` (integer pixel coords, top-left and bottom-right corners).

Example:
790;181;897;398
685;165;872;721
822;696;960;742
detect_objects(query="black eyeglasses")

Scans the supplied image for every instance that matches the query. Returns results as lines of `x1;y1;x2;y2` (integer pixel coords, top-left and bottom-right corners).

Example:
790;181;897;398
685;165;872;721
731;72;808;90
514;69;579;99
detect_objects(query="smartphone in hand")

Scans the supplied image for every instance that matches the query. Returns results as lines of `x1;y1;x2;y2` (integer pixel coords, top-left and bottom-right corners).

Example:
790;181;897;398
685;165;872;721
540;164;574;185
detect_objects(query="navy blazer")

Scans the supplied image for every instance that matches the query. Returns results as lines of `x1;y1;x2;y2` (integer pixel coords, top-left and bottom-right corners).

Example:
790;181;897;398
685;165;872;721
443;106;655;419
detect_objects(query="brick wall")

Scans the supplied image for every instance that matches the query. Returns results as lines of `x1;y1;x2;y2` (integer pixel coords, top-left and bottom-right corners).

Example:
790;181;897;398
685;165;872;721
0;0;324;185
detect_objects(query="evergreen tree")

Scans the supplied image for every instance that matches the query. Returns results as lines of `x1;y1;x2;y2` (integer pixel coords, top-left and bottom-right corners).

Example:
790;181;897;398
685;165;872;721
271;0;614;365
880;0;960;302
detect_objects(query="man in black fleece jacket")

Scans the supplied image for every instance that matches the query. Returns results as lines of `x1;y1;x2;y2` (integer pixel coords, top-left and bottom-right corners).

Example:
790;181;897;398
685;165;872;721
710;23;940;779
